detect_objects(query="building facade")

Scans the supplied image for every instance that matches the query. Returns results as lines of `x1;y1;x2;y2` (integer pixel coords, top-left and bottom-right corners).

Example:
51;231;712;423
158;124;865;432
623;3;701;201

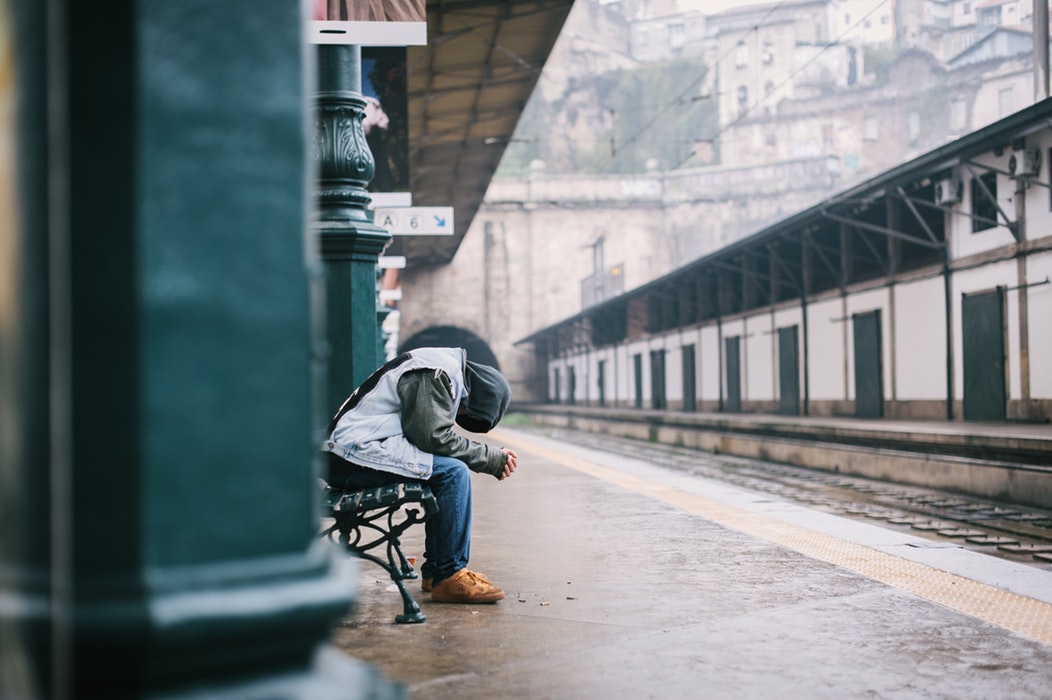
530;99;1052;423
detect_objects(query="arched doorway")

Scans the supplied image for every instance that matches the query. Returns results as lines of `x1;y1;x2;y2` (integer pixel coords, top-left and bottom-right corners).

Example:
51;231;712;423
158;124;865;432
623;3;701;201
400;326;501;370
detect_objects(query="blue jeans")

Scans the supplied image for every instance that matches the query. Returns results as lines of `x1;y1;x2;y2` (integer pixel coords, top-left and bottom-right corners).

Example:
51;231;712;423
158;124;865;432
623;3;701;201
327;455;472;585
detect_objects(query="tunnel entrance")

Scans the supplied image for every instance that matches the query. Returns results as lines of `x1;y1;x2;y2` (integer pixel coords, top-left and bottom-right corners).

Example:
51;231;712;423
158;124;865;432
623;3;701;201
400;326;501;371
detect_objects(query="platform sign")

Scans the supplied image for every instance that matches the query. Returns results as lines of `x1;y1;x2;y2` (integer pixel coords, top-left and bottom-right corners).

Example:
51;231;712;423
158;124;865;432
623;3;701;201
308;0;427;46
374;206;454;235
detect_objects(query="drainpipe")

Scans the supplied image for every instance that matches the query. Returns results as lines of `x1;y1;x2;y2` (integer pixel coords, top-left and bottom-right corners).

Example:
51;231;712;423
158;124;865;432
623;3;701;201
801;295;811;416
1036;0;1049;102
943;244;954;420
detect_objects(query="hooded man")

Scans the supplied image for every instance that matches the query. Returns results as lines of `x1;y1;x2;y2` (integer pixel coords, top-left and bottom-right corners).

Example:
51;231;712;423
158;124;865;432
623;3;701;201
323;347;518;604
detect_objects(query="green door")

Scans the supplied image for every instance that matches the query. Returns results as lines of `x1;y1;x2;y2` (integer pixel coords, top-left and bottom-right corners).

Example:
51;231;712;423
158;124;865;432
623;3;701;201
962;288;1006;421
725;336;741;412
682;344;697;412
853;311;883;418
778;326;800;415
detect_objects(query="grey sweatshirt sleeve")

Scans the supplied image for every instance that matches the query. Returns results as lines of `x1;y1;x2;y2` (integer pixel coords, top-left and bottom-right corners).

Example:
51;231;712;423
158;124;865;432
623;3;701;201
397;369;507;478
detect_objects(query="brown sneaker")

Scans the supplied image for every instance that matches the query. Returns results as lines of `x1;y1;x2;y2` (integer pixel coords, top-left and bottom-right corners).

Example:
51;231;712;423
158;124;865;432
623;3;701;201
430;569;505;604
421;578;432;592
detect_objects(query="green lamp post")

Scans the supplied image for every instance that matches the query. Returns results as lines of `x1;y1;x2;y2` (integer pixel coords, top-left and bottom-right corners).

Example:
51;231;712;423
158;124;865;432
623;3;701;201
313;43;393;413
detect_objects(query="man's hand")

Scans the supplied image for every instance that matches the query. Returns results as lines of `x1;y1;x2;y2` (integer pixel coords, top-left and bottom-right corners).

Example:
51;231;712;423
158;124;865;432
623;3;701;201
498;448;518;480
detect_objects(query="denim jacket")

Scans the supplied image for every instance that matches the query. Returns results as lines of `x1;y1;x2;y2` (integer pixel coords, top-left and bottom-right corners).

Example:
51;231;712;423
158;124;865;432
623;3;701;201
322;347;506;479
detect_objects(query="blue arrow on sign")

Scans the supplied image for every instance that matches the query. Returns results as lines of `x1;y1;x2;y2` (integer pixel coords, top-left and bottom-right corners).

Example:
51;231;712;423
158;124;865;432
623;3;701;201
433;214;447;228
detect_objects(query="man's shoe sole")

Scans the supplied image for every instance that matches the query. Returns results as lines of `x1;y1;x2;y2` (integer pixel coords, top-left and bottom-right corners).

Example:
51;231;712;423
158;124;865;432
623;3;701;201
431;590;505;604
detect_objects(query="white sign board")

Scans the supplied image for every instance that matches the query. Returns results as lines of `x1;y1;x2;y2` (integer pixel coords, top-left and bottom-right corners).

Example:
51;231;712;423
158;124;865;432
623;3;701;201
308;21;427;46
374;207;454;236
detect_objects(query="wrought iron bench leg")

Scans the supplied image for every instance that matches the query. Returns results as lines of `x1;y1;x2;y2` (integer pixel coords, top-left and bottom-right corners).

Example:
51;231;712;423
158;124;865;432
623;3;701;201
390;573;426;625
392;538;418;580
385;537;425;624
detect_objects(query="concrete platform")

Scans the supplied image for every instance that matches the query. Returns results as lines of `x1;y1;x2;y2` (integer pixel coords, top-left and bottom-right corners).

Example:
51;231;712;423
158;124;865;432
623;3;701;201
522;406;1052;509
329;426;1052;699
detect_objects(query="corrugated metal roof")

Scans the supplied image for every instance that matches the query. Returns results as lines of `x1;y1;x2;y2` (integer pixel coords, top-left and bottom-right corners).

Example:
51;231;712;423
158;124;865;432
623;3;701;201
399;0;574;265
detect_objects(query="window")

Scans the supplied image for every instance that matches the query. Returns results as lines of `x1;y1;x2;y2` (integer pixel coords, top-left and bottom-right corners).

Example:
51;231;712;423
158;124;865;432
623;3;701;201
737;85;749;115
864;115;878;141
762;41;773;65
999;87;1014;119
908;110;921;143
736;41;749;68
670;22;684;49
951;98;967;132
971;171;998;233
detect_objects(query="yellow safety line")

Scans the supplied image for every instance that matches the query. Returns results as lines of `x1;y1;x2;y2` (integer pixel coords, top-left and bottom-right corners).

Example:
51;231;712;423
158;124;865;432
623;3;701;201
494;429;1052;647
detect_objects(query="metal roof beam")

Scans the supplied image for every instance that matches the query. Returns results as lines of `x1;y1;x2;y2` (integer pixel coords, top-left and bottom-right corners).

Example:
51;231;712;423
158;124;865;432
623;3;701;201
892;186;943;248
818;209;944;250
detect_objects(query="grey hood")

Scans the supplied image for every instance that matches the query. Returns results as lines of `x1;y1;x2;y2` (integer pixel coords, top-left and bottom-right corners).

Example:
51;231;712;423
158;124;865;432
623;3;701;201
456;360;511;433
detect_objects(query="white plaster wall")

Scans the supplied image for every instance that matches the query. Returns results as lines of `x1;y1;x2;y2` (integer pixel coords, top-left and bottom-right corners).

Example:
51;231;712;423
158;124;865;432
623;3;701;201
1021;142;1052;239
596;347;616;404
664;333;684;405
807;297;848;401
846;287;891;399
577;352;589;403
700;324;721;402
587;350;599;404
1027;250;1052;399
951;259;1017;400
744;313;775;401
549;360;563;402
893;276;948;400
1007;277;1021;400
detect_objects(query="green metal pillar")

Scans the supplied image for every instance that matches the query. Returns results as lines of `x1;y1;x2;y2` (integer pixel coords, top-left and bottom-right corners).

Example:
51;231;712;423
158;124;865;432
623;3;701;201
313;44;393;414
1;1;393;697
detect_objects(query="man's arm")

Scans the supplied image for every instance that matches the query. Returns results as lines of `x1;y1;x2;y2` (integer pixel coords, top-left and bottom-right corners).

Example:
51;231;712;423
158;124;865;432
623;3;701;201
398;369;507;478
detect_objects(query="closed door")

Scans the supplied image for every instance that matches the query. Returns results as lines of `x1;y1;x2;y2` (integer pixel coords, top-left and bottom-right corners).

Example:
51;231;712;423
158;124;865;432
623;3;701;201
778;326;800;415
962;289;1006;421
853;311;883;418
682;345;697;412
725;336;741;412
650;350;666;409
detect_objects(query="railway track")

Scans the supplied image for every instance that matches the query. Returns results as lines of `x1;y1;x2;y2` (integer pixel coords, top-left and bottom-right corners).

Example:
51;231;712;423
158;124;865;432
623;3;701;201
534;425;1052;570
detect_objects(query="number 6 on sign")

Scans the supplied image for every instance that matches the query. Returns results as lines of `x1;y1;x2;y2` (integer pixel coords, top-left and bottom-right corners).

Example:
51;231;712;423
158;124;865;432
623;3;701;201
373;206;455;235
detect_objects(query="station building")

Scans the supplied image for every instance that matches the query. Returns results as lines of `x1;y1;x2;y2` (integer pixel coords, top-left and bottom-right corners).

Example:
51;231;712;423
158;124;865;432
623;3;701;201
521;98;1052;425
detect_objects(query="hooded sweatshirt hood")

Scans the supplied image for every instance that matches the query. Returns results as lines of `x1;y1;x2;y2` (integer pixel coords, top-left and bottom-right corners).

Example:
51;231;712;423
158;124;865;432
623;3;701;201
456;360;511;433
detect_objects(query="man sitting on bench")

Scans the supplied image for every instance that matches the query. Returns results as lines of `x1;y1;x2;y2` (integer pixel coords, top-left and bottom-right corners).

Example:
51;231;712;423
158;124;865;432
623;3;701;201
323;347;518;604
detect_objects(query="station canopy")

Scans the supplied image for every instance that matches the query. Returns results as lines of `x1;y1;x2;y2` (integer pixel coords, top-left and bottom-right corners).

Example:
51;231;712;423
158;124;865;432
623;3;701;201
400;0;574;266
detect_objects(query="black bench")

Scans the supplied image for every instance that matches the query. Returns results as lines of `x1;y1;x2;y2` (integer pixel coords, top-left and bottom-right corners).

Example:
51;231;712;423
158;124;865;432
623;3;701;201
320;481;438;624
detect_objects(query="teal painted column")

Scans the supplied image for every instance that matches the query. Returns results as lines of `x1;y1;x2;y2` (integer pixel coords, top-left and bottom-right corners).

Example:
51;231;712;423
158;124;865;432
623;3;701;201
1;1;52;696
313;44;393;413
1;1;392;697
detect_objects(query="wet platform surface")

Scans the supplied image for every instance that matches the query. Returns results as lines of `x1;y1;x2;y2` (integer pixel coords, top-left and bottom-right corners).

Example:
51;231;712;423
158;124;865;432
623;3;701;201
329;426;1052;699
